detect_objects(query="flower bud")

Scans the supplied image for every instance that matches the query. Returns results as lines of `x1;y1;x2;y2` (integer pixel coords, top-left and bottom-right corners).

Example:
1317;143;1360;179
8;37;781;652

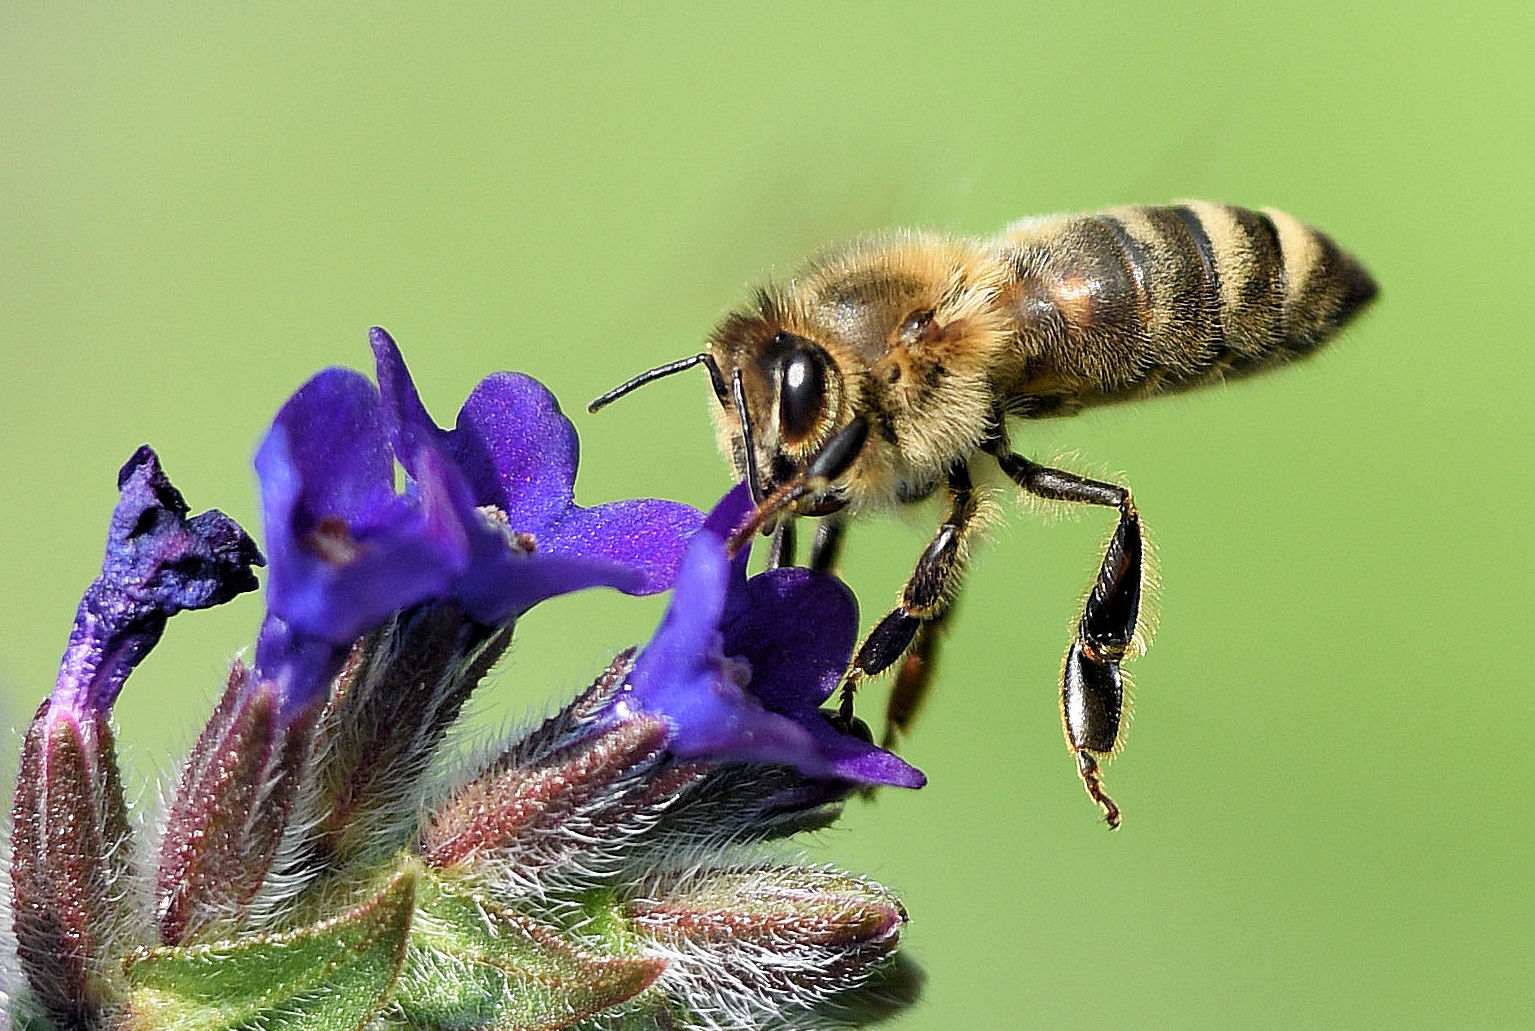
302;608;513;869
424;654;676;884
154;665;314;944
627;866;907;1022
10;702;135;1029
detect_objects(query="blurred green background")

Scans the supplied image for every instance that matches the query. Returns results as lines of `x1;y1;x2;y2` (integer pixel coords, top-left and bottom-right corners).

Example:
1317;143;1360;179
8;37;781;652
3;3;1530;1027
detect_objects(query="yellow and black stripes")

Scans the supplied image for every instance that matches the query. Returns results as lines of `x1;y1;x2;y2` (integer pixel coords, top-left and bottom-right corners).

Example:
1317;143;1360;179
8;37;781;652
999;203;1376;415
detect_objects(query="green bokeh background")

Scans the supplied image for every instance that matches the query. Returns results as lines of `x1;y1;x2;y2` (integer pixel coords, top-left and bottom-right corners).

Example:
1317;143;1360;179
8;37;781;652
3;4;1529;1027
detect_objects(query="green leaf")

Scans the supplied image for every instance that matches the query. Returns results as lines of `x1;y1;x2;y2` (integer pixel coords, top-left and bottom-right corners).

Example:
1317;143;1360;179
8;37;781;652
122;864;418;1031
396;869;665;1030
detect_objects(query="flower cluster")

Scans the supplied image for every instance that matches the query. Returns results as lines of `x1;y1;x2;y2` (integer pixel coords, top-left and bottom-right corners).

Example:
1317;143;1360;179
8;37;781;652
4;331;923;1031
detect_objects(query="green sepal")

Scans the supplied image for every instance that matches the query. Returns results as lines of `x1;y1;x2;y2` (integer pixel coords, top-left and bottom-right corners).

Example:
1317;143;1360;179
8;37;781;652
395;868;666;1030
121;863;418;1031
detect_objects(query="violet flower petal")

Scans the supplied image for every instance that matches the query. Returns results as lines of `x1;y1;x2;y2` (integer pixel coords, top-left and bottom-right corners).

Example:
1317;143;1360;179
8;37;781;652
620;528;833;776
372;329;574;529
253;369;469;714
51;446;263;718
802;718;927;788
718;569;853;713
623;486;924;788
371;327;704;621
540;499;708;595
725;568;925;788
406;437;654;625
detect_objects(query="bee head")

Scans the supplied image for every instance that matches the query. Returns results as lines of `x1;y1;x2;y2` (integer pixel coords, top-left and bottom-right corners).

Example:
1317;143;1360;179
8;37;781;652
588;288;867;515
707;296;860;510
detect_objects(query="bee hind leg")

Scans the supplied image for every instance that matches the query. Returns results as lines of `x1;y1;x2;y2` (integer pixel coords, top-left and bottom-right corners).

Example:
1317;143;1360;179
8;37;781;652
882;601;956;750
988;445;1142;829
840;464;979;746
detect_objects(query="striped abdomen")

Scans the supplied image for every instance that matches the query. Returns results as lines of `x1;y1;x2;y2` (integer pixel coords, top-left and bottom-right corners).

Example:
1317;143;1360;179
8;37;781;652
995;202;1377;417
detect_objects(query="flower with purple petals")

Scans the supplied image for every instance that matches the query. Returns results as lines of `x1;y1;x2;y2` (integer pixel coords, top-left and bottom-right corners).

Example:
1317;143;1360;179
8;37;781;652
252;368;471;717
371;327;703;626
617;484;926;790
251;330;704;721
7;340;919;1031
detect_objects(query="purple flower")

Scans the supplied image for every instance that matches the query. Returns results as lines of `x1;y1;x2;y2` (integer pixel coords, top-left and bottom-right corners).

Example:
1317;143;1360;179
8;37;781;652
371;328;703;626
251;331;705;721
252;368;471;716
51;446;263;720
13;345;920;1031
616;485;925;789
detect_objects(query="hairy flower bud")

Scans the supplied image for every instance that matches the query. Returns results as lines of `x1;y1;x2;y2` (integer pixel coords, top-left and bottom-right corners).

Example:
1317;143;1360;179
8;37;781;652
423;652;703;892
154;666;314;945
10;703;135;1029
304;609;513;868
426;714;671;872
627;867;907;1026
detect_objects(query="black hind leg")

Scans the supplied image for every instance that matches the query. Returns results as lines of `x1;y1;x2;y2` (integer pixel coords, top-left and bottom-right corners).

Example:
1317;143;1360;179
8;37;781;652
986;443;1144;829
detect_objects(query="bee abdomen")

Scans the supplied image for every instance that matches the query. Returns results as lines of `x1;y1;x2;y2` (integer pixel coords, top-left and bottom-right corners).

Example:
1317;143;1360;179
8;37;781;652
1000;203;1376;412
1249;204;1378;359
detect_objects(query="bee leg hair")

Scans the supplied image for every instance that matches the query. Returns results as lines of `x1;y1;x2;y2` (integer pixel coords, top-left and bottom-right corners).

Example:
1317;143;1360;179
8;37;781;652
987;441;1141;830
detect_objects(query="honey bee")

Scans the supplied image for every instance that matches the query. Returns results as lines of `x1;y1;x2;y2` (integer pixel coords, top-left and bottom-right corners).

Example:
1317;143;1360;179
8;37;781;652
591;202;1376;827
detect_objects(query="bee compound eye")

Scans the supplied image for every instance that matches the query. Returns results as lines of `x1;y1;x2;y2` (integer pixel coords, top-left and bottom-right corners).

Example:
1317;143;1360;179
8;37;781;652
778;348;827;442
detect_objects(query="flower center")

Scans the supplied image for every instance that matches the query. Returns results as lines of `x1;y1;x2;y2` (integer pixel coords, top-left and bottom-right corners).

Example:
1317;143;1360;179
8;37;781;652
477;505;538;555
306;516;363;565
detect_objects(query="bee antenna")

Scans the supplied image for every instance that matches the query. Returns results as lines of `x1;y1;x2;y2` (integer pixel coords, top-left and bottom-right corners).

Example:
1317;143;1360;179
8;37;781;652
587;353;727;413
731;368;765;504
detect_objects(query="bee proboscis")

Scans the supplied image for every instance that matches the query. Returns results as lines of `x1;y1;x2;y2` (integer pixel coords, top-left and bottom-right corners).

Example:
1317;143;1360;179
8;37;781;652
591;201;1377;827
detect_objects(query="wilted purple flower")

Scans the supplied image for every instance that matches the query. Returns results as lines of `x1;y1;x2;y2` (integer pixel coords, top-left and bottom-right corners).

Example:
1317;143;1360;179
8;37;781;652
617;484;925;789
51;446;263;720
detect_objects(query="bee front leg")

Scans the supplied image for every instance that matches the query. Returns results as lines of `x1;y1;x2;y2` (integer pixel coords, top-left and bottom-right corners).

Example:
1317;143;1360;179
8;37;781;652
988;446;1142;829
767;518;797;569
808;517;845;574
839;465;980;744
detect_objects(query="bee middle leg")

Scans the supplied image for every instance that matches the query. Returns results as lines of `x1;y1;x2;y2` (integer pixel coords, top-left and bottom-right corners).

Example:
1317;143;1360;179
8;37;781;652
769;515;844;572
986;443;1143;829
881;601;956;750
839;464;981;743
